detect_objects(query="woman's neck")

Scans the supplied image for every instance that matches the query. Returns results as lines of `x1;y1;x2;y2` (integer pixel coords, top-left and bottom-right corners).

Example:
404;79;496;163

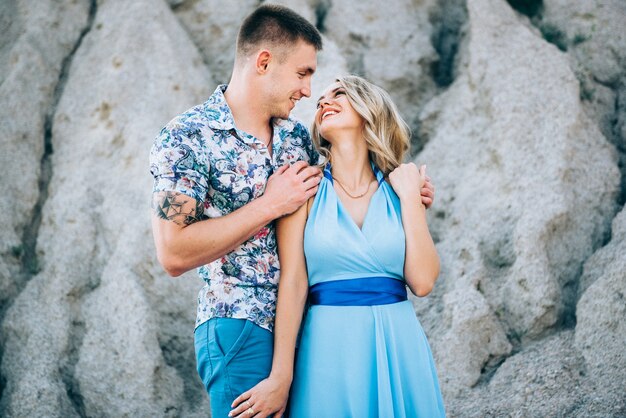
329;138;374;189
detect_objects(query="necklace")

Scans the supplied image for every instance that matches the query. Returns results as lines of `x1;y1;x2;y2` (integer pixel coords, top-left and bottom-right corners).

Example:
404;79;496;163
332;176;375;199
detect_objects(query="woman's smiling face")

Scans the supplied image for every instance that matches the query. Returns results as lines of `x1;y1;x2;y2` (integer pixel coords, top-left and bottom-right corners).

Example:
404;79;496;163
315;81;364;140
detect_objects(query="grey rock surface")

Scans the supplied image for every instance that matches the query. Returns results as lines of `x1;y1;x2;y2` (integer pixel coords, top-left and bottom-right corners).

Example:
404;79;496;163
541;0;626;140
0;0;90;329
1;0;625;416
541;0;626;200
174;0;259;85
478;330;586;417
574;207;626;416
1;0;211;416
416;0;621;412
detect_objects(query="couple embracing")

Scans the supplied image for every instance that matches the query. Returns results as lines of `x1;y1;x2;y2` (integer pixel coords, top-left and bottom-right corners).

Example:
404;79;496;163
150;4;445;418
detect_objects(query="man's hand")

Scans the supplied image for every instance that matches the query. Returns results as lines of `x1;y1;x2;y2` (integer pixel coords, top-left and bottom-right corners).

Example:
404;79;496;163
263;161;321;217
229;377;291;418
421;172;435;209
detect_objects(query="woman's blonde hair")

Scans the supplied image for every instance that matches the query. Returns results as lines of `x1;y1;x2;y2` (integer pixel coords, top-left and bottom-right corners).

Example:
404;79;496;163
311;75;410;176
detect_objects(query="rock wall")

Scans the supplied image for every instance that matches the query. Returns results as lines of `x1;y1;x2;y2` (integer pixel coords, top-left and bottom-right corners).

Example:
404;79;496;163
1;0;624;416
415;0;624;415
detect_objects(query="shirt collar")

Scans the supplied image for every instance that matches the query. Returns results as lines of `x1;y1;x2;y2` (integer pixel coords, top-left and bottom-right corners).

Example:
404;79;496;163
203;85;237;131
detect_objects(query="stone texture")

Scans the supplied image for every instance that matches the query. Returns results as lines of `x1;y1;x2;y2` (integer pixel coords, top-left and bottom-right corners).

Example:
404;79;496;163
574;207;626;415
0;0;90;322
457;208;626;417
539;1;626;257
174;0;259;85
1;0;625;416
476;331;586;417
0;0;211;416
433;285;511;392
415;0;620;411
541;0;626;174
427;0;468;88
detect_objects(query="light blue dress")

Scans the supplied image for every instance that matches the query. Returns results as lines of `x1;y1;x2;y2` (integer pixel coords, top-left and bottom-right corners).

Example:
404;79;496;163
288;163;446;417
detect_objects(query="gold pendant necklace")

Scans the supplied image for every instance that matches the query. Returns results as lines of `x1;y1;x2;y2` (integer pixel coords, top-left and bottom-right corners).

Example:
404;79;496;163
332;177;374;199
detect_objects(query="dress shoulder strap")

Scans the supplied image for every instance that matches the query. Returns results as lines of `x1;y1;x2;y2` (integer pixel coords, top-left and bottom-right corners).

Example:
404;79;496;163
323;161;333;183
370;161;384;185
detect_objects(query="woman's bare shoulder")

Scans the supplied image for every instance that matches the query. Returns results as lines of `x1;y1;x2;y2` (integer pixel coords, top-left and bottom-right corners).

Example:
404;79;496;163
306;195;316;217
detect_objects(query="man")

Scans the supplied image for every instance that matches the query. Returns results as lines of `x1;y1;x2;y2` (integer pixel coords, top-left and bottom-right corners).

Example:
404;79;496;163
150;4;434;417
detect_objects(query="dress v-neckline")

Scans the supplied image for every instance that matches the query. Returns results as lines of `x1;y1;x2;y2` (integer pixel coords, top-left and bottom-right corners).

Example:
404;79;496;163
325;162;384;233
333;180;381;232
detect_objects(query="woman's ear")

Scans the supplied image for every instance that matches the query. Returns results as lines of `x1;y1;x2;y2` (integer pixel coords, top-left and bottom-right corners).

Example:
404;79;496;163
256;50;272;74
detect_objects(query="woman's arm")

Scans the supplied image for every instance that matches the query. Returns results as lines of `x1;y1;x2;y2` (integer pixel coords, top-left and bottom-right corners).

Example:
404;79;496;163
269;202;311;382
389;163;440;297
229;202;310;418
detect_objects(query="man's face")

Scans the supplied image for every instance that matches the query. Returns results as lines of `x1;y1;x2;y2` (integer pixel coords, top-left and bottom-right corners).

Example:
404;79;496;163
264;40;317;119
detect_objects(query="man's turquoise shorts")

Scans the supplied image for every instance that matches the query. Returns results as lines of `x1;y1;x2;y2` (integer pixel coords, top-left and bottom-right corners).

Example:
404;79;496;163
194;318;273;417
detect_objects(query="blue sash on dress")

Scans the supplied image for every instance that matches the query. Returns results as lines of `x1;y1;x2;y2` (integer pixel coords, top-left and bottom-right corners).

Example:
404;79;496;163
308;277;407;306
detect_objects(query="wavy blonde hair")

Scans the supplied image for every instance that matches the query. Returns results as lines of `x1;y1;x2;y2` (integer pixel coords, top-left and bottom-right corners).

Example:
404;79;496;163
311;75;410;176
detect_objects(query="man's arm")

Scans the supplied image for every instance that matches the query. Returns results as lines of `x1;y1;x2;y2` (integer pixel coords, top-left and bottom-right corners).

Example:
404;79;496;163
152;161;320;277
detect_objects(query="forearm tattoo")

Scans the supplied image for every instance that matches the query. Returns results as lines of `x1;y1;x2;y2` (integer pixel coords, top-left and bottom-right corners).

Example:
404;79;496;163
152;191;205;226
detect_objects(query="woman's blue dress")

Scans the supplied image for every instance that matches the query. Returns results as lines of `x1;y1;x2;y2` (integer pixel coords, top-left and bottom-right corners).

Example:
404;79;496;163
288;163;446;417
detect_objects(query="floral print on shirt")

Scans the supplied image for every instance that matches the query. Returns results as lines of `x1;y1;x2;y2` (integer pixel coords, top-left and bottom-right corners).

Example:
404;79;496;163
150;85;319;332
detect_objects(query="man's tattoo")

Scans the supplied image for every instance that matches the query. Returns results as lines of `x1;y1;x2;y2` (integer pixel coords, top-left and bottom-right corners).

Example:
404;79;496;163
152;191;205;226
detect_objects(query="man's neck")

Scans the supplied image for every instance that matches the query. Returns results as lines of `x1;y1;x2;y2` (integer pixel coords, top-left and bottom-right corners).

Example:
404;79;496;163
224;79;273;144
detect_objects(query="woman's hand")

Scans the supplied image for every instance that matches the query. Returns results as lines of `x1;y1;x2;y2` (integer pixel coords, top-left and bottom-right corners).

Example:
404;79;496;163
389;163;427;204
229;376;291;418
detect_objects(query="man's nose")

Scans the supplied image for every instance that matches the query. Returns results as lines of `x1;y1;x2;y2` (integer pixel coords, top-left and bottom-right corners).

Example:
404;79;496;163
301;80;311;98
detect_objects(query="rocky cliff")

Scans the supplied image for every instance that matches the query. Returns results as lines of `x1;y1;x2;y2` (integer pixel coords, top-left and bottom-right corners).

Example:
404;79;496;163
1;0;624;416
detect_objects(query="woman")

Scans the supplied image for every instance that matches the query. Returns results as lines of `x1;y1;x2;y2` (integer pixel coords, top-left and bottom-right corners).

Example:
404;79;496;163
230;75;445;417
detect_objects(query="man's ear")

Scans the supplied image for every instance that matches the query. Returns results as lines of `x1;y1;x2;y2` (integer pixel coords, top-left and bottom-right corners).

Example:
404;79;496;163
256;50;272;74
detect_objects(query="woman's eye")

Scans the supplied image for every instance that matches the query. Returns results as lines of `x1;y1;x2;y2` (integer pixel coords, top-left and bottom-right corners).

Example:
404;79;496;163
335;90;345;97
298;72;306;78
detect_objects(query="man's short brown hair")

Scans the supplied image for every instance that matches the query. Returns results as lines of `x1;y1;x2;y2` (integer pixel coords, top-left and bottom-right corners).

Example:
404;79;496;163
237;4;323;59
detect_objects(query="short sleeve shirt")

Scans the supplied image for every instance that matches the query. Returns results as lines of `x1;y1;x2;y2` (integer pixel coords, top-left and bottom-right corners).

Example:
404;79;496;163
150;85;319;332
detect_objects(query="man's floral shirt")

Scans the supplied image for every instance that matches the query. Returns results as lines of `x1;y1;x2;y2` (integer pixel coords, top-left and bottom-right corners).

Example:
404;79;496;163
150;85;318;332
